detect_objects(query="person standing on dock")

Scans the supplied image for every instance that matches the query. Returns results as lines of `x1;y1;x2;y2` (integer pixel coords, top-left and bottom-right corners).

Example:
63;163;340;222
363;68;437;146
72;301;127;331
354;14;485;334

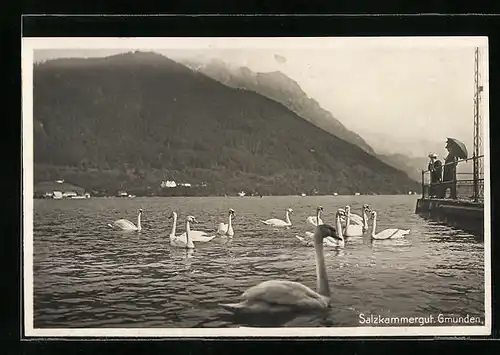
443;143;459;199
428;153;442;198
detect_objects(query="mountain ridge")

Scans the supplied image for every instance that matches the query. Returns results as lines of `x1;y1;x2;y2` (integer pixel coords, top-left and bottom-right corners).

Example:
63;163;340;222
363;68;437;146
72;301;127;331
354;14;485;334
33;51;420;196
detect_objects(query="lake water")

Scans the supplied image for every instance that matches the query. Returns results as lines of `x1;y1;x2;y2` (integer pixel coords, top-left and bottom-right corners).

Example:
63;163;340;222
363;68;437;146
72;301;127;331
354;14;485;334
31;195;485;328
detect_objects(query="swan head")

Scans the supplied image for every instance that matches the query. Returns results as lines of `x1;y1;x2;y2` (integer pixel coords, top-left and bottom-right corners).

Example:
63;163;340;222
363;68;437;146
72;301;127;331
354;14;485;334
186;215;198;223
363;204;371;212
345;205;351;213
287;208;294;214
228;208;235;216
139;209;143;214
315;224;340;243
168;211;177;220
316;205;324;213
370;210;377;219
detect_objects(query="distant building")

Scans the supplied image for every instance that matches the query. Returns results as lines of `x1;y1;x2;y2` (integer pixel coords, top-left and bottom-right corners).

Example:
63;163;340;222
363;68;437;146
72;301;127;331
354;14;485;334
117;191;128;197
53;191;63;199
161;180;177;188
55;179;65;184
62;191;77;198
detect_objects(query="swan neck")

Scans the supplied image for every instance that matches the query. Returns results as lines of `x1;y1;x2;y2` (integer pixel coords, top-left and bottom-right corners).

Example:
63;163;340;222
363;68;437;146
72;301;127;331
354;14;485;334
317;209;322;225
336;214;344;240
363;210;368;230
228;214;232;228
314;234;330;298
185;220;191;245
170;214;177;236
346;209;350;226
137;213;142;230
285;211;291;224
371;214;377;237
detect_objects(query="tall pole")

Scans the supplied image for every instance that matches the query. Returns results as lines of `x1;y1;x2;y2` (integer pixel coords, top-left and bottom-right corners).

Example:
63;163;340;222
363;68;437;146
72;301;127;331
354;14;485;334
473;47;481;202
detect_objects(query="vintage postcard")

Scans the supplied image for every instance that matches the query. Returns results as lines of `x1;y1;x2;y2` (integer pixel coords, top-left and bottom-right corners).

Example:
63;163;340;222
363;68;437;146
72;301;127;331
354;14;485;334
22;36;491;337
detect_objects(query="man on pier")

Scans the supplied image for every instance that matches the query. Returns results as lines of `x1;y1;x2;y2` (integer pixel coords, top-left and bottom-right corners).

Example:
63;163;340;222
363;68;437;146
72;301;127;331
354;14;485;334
428;153;442;198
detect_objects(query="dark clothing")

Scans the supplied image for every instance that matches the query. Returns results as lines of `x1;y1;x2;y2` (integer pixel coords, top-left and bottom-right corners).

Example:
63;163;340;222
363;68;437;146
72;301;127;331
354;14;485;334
428;159;442;197
443;154;458;182
442;154;458;199
428;160;443;183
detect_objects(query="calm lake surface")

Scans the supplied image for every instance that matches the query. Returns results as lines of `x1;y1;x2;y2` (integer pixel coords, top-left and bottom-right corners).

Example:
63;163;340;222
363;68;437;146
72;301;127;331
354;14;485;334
32;195;485;328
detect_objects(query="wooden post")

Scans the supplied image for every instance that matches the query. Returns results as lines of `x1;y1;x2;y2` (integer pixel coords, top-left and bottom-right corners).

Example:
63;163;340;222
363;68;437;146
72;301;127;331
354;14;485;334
421;170;425;199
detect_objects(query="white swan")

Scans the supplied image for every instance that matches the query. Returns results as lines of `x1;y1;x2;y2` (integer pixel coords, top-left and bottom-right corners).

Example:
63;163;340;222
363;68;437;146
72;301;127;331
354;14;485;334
217;208;235;237
219;223;338;314
369;210;410;240
339;204;369;227
108;209;142;231
170;215;197;249
179;230;217;243
343;205;370;237
306;205;323;227
296;207;345;248
168;211;180;244
261;208;293;227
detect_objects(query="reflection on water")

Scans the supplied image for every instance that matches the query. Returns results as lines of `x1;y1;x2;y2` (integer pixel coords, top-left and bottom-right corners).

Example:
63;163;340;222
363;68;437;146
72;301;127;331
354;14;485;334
32;195;485;328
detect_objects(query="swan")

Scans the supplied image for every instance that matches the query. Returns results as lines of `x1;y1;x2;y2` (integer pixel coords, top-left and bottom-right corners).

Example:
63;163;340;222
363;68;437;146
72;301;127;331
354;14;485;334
369;210;410;240
178;230;217;243
165;210;216;243
108;209;142;231
343;205;370;237
306;205;324;227
170;215;197;249
295;208;345;248
261;208;293;227
339;204;370;227
217;208;235;237
219;222;338;314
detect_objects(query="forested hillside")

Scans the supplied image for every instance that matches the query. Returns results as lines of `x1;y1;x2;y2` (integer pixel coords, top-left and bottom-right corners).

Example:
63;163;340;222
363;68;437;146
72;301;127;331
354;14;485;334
33;51;420;196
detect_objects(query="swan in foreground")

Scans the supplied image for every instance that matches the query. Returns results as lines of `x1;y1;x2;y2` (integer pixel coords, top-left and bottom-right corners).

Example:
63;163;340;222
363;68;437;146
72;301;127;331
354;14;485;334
217;208;235;237
306;205;324;227
369;210;410;240
108;209;142;231
261;208;293;227
343;205;370;237
220;222;338;314
170;215;197;249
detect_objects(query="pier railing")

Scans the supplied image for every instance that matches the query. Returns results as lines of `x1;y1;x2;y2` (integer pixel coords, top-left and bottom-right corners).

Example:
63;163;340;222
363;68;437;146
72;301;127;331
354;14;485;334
421;155;484;202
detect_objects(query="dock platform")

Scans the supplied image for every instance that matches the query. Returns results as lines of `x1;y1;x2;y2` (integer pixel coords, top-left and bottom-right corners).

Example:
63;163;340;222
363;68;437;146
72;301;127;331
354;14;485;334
415;197;484;235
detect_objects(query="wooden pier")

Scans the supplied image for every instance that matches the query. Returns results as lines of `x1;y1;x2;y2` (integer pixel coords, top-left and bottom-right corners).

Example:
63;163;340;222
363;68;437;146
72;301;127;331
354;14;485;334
415;197;484;235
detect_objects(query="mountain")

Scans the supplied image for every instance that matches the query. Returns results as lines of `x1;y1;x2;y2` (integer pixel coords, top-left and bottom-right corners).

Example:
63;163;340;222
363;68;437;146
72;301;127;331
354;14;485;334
182;59;439;182
33;51;420;196
182;58;375;155
377;154;428;182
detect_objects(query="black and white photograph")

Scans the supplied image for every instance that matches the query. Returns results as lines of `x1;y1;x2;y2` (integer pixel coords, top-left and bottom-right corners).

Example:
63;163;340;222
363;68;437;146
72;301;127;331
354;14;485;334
22;36;491;337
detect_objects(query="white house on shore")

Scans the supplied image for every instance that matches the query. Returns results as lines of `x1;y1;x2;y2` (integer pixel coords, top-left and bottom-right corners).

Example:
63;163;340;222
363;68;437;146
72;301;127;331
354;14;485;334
161;180;177;188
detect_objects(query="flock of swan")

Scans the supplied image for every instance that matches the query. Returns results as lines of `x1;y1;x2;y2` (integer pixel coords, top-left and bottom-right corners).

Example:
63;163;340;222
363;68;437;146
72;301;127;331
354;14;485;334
107;203;410;315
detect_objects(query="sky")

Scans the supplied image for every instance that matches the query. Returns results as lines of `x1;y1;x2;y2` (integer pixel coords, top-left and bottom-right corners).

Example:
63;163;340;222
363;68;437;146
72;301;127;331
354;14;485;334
31;37;488;158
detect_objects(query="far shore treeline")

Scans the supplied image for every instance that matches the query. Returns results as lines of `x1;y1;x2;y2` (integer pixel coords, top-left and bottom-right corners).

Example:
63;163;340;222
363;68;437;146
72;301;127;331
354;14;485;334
33;51;421;197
